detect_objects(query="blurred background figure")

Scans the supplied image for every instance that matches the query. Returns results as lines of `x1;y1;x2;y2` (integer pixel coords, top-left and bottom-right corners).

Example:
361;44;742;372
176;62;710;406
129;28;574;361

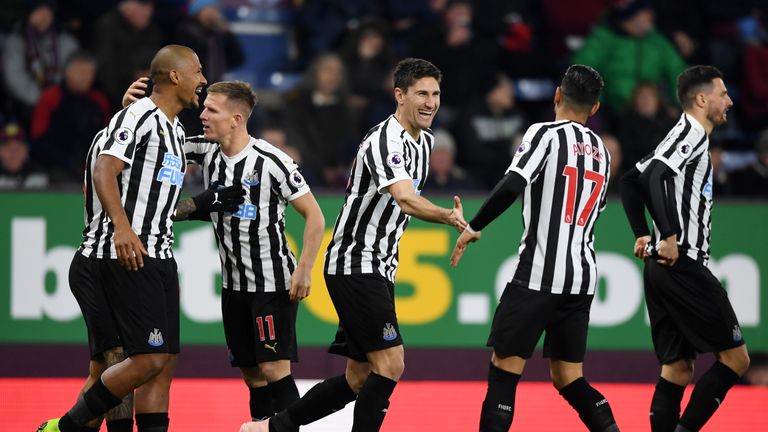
283;53;353;188
731;129;768;197
0;121;48;189
175;0;244;135
709;141;734;196
340;18;396;139
600;133;623;194
2;0;79;123
572;0;686;127
617;81;677;172
413;0;497;126
30;50;109;182
92;0;162;110
424;128;477;192
453;72;524;190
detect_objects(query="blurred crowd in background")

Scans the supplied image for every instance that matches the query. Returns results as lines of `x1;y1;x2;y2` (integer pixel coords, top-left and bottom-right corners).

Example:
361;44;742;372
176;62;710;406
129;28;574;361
0;0;766;197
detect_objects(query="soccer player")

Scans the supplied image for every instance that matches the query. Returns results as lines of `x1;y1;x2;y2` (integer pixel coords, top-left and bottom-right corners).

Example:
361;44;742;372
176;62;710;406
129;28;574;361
37;44;209;432
619;65;750;432
451;65;620;432
123;79;325;421
240;58;467;432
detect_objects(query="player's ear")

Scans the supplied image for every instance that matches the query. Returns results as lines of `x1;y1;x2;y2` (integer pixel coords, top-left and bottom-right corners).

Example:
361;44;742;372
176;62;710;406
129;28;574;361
589;101;600;117
554;87;562;106
394;87;405;105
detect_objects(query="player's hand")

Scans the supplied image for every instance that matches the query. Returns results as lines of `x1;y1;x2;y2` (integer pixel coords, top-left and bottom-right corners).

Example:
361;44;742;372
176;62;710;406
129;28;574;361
450;228;481;267
288;264;311;302
447;195;468;233
192;181;246;213
122;77;149;108
239;421;266;432
633;235;652;259
114;223;148;271
656;234;678;266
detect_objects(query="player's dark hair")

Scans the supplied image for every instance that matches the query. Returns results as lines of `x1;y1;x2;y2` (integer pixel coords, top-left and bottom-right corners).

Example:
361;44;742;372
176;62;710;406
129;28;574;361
676;65;723;109
207;80;258;116
560;64;604;109
393;58;442;92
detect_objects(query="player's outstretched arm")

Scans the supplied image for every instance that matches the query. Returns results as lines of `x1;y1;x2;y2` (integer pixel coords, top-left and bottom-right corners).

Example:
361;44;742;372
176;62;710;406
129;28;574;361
388;179;467;232
288;192;325;301
94;154;148;271
121;76;149;108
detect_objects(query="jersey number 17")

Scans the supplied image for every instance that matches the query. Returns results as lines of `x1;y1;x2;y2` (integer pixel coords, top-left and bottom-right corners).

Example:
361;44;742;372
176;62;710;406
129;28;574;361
562;165;605;226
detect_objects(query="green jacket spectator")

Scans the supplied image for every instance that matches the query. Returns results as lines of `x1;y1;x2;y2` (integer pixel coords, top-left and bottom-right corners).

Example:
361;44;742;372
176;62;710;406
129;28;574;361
572;0;686;114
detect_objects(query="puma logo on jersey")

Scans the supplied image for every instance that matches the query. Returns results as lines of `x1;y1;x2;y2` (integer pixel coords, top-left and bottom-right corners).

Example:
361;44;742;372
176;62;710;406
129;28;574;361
264;342;277;352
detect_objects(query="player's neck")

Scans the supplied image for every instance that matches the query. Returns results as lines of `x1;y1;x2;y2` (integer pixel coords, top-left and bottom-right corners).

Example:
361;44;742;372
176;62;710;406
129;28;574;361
554;108;588;125
149;92;183;121
219;128;250;157
393;111;421;140
684;110;714;135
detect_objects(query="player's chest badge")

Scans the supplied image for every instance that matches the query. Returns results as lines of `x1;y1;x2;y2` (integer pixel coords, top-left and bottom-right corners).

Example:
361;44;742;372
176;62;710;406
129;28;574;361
242;169;260;187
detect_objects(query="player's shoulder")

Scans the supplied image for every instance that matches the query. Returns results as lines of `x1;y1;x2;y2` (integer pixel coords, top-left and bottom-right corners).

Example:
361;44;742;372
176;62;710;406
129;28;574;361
521;120;569;142
252;138;298;171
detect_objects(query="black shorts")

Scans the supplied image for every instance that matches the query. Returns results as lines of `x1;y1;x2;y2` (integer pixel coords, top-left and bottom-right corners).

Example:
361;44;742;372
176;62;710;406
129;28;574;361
644;255;745;364
99;257;180;357
487;282;593;363
222;289;298;367
325;273;403;362
69;252;121;359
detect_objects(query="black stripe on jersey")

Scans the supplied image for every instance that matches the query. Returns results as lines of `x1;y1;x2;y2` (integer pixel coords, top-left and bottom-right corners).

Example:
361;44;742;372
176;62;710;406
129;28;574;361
324;158;363;274
540;128;570;290
248;157;266;288
230;159;248;288
349;193;384;273
369;193;398;272
661;116;691;159
695;162;713;261
214;155;234;289
377;118;395;180
155;120;185;258
267;173;287;290
185;136;208;164
278;218;295;275
420;135;431;184
82;131;105;233
580;130;604;295
207;147;220;185
680;154;699;250
252;145;300;195
517;121;567;168
140;118;169;253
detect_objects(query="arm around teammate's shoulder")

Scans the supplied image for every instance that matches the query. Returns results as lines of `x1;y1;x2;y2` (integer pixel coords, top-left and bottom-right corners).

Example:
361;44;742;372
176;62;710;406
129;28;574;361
388;179;466;232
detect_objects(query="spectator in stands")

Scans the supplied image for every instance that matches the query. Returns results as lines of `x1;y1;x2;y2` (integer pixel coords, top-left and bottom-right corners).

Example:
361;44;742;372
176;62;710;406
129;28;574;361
424;128;478;192
572;0;686;123
283;53;354;188
0;121;48;189
540;0;614;63
92;0;163;110
412;0;497;126
710;141;734;196
731;129;768;197
297;0;379;65
740;12;768;131
30;50;110;182
617;82;677;172
2;0;79;122
175;0;244;135
452;72;525;189
600;133;623;194
340;18;396;138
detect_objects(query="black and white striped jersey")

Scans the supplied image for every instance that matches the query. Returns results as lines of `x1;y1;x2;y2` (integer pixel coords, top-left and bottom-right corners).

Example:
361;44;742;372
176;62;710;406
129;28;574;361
79;98;186;259
324;115;433;282
636;113;712;264
506;120;611;295
184;136;311;292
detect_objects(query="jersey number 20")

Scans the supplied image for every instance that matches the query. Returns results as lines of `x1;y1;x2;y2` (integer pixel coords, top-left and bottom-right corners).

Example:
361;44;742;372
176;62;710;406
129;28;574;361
562;165;605;226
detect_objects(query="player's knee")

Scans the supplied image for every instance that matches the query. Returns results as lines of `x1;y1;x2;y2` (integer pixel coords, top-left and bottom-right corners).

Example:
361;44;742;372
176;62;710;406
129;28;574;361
345;367;369;393
259;360;290;382
663;360;694;385
719;347;750;376
133;353;171;377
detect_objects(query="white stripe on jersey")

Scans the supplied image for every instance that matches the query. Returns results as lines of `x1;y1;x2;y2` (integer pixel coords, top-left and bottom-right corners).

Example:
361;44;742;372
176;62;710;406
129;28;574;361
185;136;310;292
636;113;712;264
324;115;433;283
79;98;186;259
507;120;611;295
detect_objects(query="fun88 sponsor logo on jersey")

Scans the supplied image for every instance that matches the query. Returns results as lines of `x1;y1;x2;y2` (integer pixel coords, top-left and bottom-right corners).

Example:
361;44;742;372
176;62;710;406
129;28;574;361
233;203;257;220
156;153;184;187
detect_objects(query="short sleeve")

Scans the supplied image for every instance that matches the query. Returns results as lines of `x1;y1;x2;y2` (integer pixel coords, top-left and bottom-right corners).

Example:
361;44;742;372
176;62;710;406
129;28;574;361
364;137;411;194
183;135;216;165
100;107;145;166
273;157;311;201
652;139;704;175
506;125;553;184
